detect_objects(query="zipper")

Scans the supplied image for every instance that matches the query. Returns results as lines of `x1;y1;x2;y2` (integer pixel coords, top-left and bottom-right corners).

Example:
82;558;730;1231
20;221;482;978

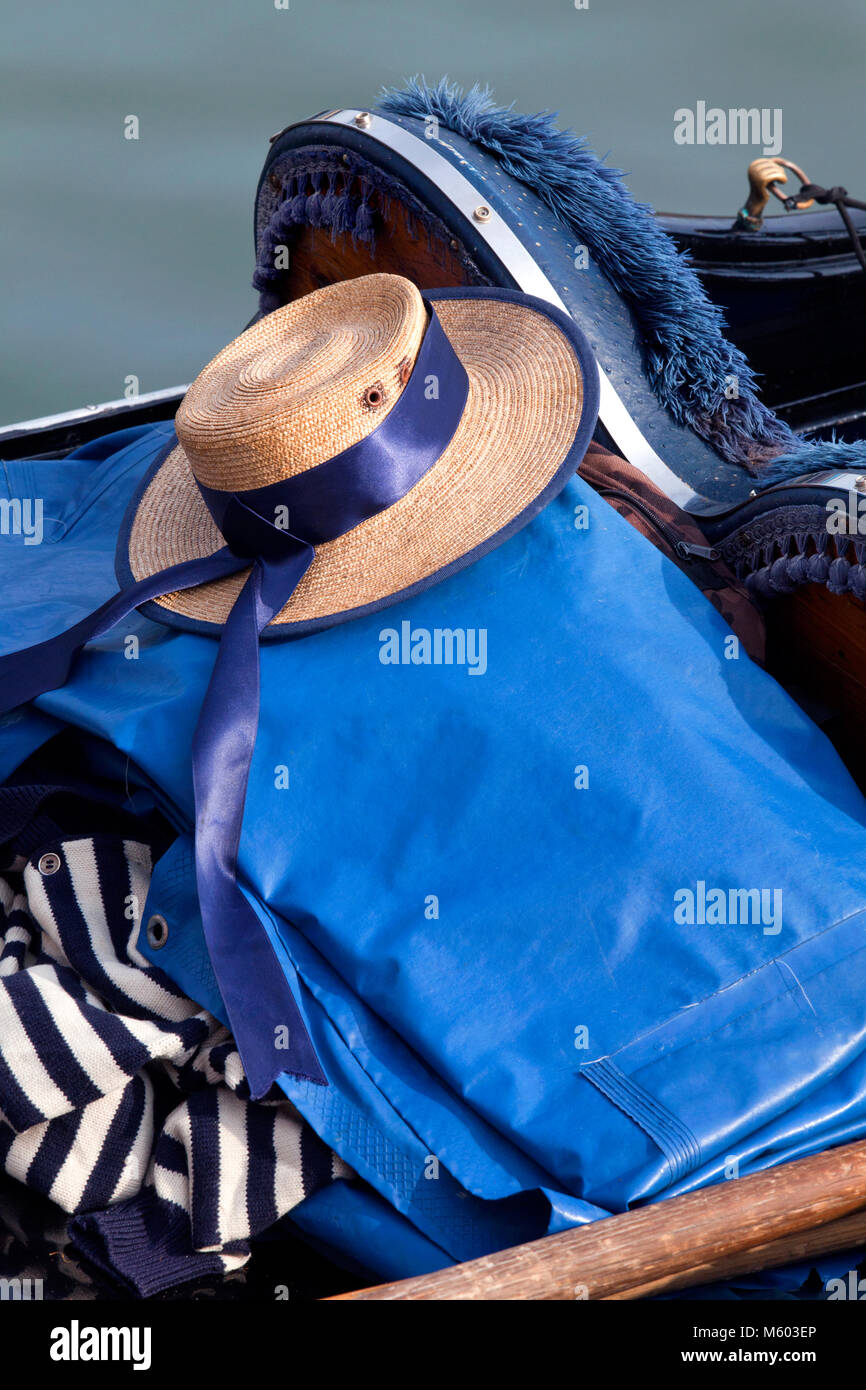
597;487;720;562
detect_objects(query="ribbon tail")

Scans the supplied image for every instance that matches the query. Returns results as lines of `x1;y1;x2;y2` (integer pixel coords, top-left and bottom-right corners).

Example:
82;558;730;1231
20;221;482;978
0;547;247;717
1;495;326;1095
192;543;327;1097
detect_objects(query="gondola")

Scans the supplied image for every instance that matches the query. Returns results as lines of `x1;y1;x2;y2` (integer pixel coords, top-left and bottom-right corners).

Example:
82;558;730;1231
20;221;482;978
4;95;866;1303
3;135;865;794
3;169;864;458
659;203;866;440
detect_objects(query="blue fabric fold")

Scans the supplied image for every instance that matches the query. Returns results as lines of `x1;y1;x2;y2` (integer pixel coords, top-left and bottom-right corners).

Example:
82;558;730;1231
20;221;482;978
0;305;470;1097
8;413;866;1286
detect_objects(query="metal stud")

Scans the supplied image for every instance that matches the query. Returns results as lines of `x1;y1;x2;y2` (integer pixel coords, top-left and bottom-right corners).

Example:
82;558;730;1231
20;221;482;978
473;205;492;222
146;914;169;950
354;112;372;129
855;477;866;492
38;852;61;876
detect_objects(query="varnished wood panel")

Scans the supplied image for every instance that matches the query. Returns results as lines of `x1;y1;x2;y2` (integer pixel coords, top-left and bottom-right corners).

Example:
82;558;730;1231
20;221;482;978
281;216;480;304
766;583;866;788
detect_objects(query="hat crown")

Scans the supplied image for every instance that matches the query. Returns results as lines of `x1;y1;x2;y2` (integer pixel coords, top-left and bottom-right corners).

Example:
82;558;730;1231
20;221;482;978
176;275;428;492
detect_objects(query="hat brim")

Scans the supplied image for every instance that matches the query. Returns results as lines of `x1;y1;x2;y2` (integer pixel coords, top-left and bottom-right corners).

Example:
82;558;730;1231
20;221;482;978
116;287;599;640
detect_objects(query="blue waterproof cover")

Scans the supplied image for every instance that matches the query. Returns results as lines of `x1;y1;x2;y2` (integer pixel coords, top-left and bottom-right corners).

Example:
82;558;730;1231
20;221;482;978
4;422;866;1274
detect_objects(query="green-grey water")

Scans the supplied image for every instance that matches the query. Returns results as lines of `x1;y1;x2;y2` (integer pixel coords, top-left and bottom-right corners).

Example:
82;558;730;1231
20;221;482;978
2;0;864;422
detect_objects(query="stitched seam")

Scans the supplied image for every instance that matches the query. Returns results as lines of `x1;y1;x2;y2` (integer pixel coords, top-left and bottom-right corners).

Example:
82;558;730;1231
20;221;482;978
580;1057;701;1182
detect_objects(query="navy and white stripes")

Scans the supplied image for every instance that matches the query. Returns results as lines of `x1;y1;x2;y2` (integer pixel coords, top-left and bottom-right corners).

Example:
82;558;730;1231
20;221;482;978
0;833;350;1295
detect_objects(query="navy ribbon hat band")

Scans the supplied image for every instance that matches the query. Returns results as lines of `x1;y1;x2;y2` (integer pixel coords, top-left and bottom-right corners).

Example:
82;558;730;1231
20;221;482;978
0;303;468;1098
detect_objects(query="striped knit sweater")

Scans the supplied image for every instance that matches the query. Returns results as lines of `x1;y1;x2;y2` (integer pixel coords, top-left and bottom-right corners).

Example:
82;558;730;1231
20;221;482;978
0;831;351;1296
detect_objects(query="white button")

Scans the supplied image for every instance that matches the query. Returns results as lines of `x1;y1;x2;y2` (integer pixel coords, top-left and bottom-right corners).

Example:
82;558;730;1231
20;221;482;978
38;852;61;876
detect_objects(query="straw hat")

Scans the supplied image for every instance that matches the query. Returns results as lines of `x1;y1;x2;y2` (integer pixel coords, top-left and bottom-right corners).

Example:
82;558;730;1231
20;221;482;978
118;273;598;637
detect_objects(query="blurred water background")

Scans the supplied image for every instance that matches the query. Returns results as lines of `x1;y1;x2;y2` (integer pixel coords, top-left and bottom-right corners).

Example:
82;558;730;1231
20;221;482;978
1;0;863;421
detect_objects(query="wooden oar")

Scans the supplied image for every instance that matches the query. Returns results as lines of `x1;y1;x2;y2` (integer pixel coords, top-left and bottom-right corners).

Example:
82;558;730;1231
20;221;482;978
327;1139;866;1300
611;1207;866;1299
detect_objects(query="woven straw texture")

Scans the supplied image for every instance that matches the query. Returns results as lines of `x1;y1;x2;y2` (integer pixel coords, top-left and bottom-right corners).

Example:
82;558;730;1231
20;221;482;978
127;274;585;627
176;275;428;490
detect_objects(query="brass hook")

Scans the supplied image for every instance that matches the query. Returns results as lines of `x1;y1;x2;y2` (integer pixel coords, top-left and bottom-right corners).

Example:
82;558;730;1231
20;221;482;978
738;157;815;229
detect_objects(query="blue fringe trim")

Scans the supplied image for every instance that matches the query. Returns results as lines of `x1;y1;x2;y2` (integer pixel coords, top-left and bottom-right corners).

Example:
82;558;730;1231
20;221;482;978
713;500;866;599
254;144;491;312
373;78;866;486
254;163;384;314
745;535;866;602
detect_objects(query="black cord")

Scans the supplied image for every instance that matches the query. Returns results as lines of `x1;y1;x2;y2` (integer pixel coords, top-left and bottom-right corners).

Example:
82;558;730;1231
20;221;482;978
795;183;866;273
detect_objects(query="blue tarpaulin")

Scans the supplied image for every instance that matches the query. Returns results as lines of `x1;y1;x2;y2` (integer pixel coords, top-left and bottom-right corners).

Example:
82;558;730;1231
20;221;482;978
3;421;866;1276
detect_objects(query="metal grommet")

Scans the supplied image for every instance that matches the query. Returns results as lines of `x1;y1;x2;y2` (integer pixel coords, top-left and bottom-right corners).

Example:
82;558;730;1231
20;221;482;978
398;356;412;387
354;112;372;129
268;171;282;192
362;383;385;410
473;204;491;222
146;914;169;950
38;852;61;876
